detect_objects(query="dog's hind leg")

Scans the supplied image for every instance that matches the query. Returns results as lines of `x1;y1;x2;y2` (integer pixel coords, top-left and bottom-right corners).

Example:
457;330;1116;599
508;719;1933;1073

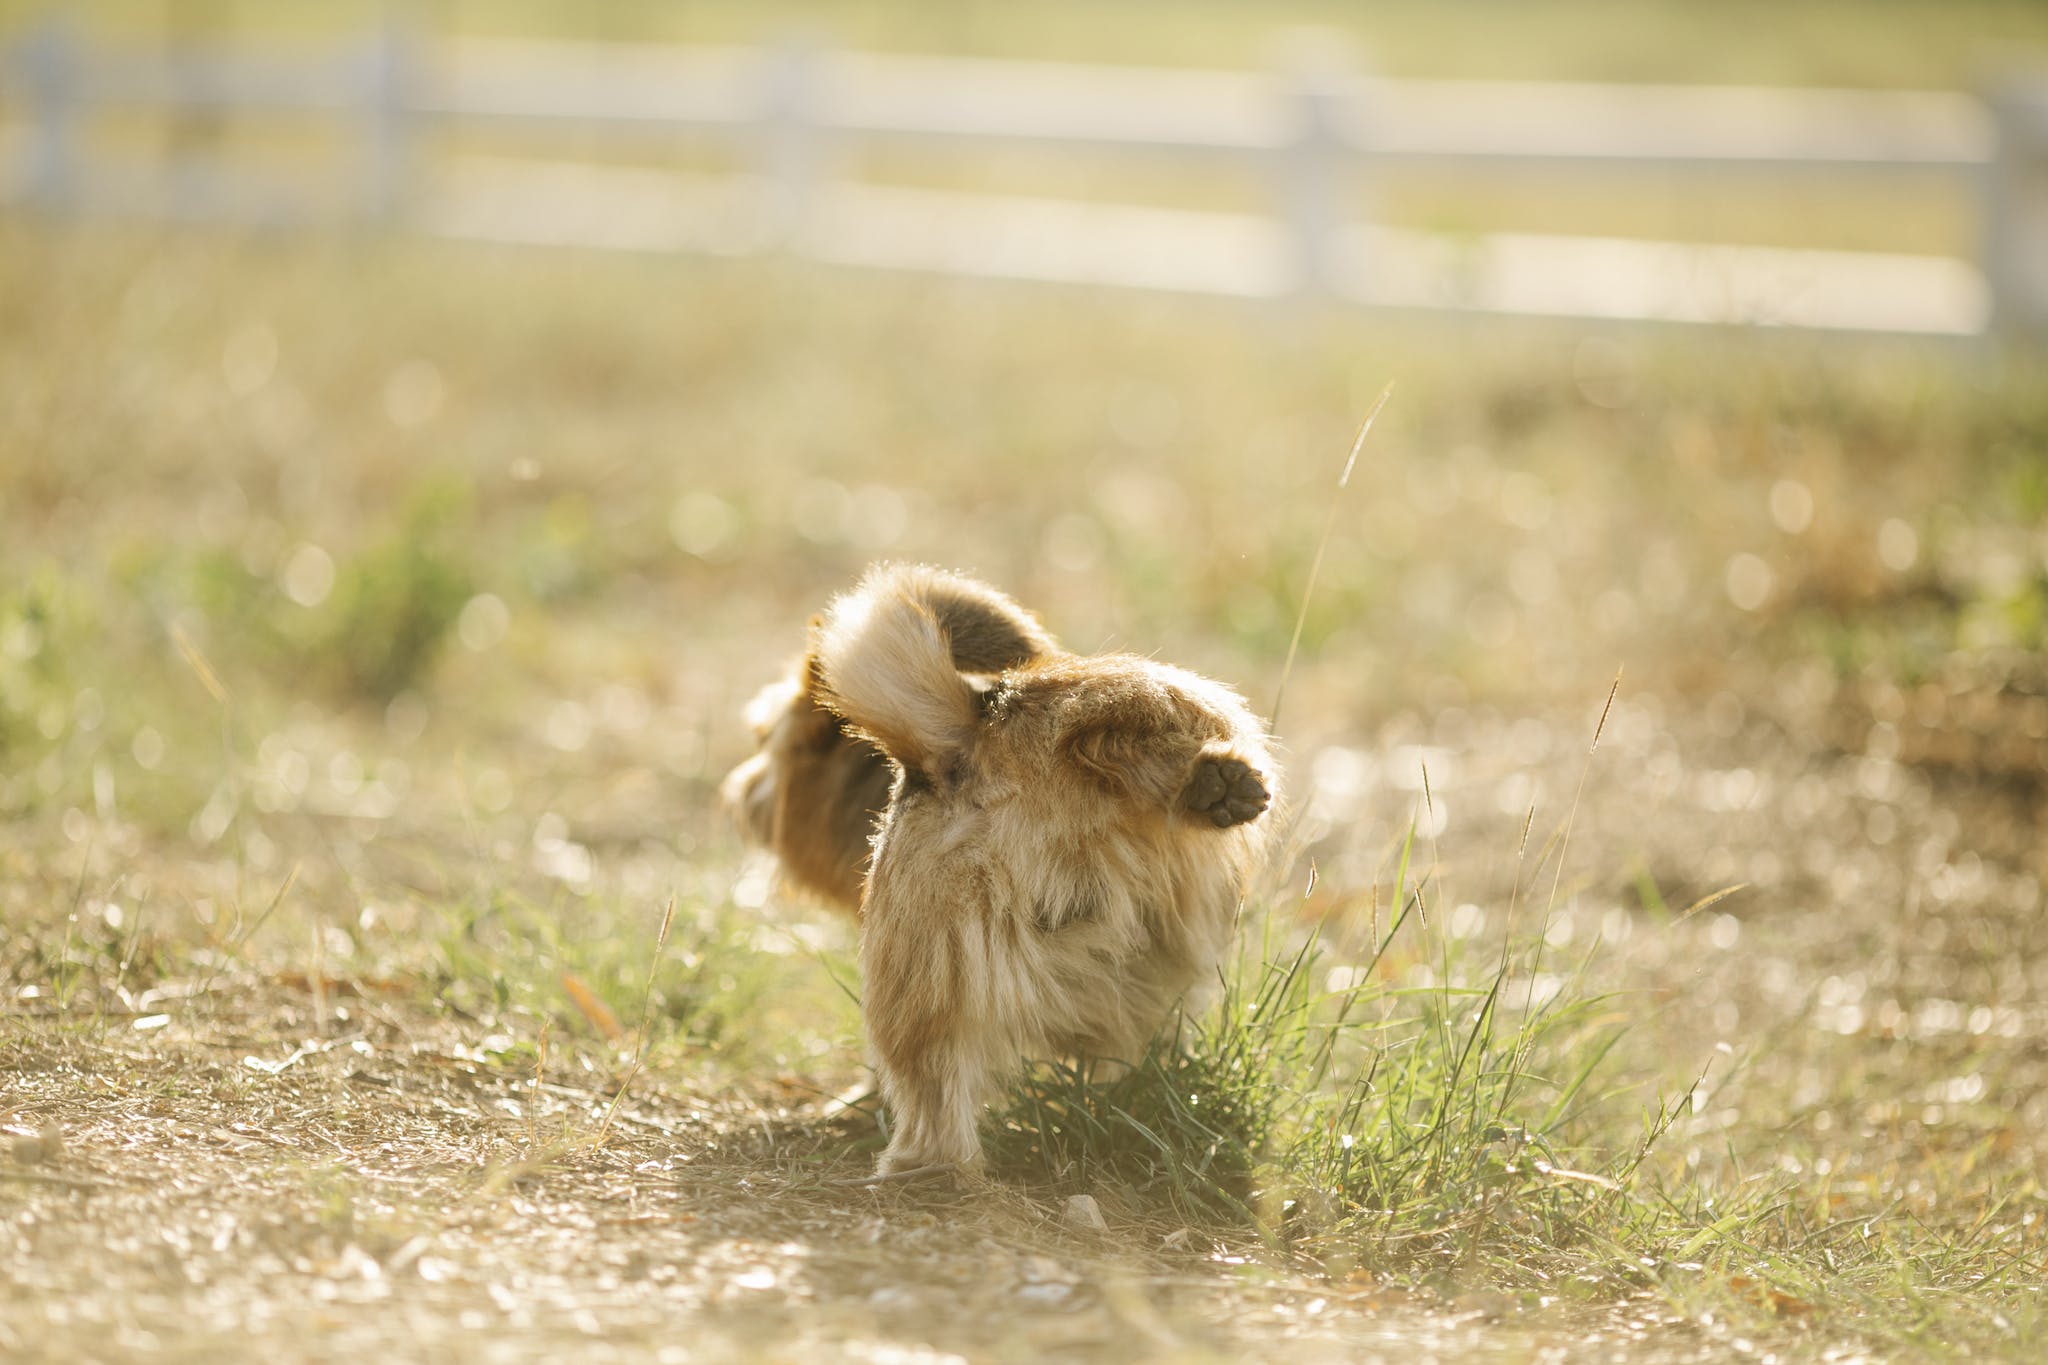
1065;724;1272;829
1180;745;1271;828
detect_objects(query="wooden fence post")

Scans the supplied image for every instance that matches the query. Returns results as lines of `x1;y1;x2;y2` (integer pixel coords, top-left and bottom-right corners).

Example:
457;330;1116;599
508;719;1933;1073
1982;76;2048;335
23;15;79;212
758;31;823;248
1275;32;1360;298
362;17;414;223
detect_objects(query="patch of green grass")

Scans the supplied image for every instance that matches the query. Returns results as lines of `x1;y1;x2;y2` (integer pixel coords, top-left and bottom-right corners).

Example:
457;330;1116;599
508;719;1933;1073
0;569;74;762
990;799;1683;1267
321;482;477;703
184;479;476;706
419;884;858;1072
988;944;1319;1223
988;791;2041;1351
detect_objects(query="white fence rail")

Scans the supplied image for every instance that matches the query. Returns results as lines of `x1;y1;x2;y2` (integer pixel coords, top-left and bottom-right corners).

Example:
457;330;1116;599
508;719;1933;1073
4;19;2044;337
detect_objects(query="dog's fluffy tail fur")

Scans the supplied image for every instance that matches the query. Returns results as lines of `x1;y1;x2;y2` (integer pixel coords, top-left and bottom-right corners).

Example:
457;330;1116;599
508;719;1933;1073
817;564;1041;779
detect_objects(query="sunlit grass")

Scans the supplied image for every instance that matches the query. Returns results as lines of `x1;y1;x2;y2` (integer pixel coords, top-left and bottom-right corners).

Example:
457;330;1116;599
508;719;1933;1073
3;220;2045;1359
987;810;2043;1351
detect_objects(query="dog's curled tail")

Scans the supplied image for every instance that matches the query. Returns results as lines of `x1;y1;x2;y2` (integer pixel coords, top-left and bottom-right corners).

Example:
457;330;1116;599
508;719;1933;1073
815;564;1011;779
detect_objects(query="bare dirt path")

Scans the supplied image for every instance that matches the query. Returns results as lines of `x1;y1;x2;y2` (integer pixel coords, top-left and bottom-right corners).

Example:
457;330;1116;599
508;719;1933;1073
2;991;1726;1365
11;692;2037;1364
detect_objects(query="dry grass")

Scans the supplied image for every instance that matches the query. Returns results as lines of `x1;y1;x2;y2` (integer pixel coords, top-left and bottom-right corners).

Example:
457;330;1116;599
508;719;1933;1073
3;219;2047;1362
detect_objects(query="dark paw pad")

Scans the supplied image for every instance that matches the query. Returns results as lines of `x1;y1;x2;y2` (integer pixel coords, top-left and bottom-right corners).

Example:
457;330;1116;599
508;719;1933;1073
1183;755;1270;828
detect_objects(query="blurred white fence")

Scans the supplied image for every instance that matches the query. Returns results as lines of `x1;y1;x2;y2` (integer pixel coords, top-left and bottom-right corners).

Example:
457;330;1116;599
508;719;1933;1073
3;19;2045;337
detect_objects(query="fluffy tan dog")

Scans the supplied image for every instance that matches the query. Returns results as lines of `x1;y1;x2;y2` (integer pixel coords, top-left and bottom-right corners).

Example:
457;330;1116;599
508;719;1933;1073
810;564;1280;1175
721;572;1059;910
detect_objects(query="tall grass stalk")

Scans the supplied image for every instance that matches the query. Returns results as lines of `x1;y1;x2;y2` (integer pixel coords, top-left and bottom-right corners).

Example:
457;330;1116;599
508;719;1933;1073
1270;382;1394;732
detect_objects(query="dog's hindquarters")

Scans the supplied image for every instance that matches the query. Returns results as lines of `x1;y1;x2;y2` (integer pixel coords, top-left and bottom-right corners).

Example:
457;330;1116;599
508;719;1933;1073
720;664;895;909
723;566;1056;913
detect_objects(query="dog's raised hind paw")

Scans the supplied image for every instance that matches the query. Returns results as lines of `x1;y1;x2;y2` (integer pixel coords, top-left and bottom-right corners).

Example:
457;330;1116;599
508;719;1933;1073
1182;754;1270;828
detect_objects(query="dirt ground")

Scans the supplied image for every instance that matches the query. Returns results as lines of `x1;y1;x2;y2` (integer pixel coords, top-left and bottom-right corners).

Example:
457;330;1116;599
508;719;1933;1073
3;992;1693;1365
8;680;2044;1364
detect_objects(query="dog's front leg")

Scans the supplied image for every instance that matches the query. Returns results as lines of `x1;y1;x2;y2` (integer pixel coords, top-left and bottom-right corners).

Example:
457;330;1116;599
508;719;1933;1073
872;1037;987;1175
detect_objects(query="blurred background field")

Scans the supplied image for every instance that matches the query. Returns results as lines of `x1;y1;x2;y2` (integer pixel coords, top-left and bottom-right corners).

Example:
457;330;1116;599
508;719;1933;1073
11;0;2048;85
4;3;2048;1362
3;0;2040;328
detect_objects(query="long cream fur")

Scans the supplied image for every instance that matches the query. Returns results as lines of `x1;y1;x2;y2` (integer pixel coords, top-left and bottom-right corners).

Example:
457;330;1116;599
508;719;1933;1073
813;563;1280;1174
